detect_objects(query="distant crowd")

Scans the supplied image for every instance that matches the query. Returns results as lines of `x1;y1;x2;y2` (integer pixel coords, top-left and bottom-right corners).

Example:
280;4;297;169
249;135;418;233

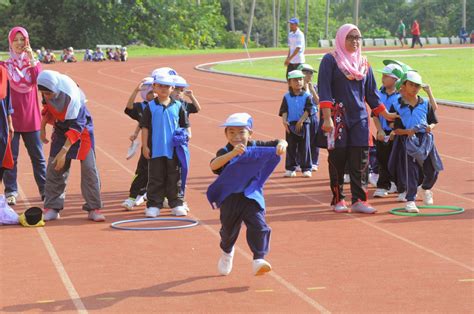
35;46;128;64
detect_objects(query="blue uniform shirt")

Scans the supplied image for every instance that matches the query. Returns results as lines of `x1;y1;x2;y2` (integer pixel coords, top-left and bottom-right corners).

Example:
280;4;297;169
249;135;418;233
376;87;400;131
140;98;189;159
394;96;437;131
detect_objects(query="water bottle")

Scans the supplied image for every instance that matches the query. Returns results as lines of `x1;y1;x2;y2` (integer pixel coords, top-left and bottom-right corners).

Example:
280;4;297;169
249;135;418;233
326;128;335;150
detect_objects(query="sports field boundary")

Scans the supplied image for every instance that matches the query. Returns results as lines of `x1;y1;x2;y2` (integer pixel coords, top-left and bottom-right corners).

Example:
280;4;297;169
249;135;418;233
195;47;473;110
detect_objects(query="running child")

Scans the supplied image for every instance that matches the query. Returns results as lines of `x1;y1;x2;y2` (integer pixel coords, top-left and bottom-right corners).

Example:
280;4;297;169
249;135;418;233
207;113;287;276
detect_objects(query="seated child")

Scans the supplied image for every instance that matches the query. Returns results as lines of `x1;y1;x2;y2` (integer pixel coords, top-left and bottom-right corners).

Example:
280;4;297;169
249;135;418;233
207;113;287;276
92;48;105;62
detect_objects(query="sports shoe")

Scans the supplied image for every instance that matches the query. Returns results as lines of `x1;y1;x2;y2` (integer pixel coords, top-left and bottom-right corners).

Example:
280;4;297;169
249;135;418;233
171;205;187;216
343;174;350;183
162;198;169;208
332;200;349;213
134;193;147;206
218;248;234;276
388;182;397;194
405;201;419;213
43;208;60;221
88;209;106;222
145;207;160;218
183;202;190;212
397;192;407;202
121;198;135;211
6;195;16;206
419;187;434;205
284;170;296;177
295;165;301;172
351;200;377;214
252;259;272;276
368;172;379;187
311;165;319;171
373;188;389;198
302;171;312;178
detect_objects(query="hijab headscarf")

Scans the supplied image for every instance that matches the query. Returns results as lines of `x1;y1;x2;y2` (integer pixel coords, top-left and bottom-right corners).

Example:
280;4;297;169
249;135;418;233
37;70;85;120
333;24;368;81
4;26;35;93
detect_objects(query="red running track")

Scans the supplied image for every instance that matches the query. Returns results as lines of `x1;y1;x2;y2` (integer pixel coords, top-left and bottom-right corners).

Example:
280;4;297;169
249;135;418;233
1;48;473;313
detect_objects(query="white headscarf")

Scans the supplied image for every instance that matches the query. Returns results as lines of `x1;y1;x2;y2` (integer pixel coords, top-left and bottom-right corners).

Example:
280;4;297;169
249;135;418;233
37;70;85;120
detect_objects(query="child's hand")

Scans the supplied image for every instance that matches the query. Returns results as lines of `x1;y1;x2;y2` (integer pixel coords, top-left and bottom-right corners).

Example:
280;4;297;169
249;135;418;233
232;144;246;156
282;120;290;134
389;131;396;141
380;111;399;121
40;128;49;144
426;125;433;133
142;146;151;159
422;84;431;94
321;118;334;133
184;90;193;97
129;134;137;141
52;150;66;171
376;130;385;142
295;120;303;133
276;140;288;155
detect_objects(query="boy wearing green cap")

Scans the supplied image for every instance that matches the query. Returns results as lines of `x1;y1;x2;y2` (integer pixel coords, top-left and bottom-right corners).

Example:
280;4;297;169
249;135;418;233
279;70;313;177
391;71;443;213
372;63;403;198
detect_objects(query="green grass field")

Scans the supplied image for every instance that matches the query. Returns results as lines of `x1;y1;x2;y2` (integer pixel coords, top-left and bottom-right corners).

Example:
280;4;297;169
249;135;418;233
213;48;474;103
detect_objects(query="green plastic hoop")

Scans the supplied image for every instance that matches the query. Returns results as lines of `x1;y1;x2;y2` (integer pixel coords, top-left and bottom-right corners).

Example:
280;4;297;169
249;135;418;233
389;205;465;217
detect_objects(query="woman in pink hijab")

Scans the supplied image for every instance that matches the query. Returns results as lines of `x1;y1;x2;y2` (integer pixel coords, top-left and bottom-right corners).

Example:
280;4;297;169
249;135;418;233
316;24;397;214
0;26;46;205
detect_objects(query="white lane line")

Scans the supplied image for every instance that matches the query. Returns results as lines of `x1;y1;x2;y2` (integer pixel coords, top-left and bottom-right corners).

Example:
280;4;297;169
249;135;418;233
92;143;330;313
17;185;88;314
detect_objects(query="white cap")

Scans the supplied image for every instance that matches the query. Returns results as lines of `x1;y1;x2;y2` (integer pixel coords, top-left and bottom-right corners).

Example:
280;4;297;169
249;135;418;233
151;67;178;77
221;113;253;129
142;76;154;85
173;75;189;88
153;73;175;86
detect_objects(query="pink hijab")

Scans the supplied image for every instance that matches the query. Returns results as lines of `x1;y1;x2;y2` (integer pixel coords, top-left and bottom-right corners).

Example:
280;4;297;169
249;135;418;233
3;26;35;93
333;24;368;81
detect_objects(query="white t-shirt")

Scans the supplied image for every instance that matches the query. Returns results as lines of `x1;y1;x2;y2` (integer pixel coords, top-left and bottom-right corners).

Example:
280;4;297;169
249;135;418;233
288;28;305;64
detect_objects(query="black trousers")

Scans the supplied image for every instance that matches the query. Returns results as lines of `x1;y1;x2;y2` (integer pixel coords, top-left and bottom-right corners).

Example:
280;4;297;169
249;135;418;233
328;147;369;205
129;153;148;198
0;167;4;182
286;63;301;79
285;124;311;172
146;154;183;208
375;134;394;190
411;35;423;48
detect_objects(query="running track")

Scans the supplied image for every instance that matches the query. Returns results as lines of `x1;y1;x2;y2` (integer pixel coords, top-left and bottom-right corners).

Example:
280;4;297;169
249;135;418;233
1;48;473;313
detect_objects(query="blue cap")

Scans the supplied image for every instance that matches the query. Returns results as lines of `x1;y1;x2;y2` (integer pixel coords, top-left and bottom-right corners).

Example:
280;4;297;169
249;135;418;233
221;113;253;129
288;17;299;24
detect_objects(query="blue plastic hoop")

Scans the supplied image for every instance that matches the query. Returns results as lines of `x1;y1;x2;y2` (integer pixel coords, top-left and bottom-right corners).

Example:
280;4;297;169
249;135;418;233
110;217;199;231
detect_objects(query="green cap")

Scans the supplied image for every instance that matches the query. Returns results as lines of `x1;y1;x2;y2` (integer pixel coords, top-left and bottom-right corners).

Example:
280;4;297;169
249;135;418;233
383;59;414;73
297;63;316;73
287;70;305;79
377;64;403;79
396;70;424;90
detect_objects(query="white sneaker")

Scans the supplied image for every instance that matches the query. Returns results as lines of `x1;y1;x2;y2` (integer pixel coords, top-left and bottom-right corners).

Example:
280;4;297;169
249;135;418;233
373;188;389;198
312;165;319;171
218;248;234;276
252;259;272;276
88;209;106;222
343;174;350;183
171;205;187;216
183;202;190;212
302;171;312;178
419;188;434;205
405;201;419;213
295;166;301;172
6;195;17;206
368;173;379;187
43;208;60;221
162;198;169;208
388;182;398;194
145;207;160;218
397;192;407;202
122;198;135;211
332;200;349;213
284;170;296;177
134;194;146;206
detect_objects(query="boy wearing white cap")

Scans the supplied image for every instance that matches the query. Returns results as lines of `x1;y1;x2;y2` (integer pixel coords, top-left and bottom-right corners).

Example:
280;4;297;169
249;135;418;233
279;70;313;177
140;73;190;217
208;113;287;276
391;71;443;213
371;63;403;198
122;77;155;210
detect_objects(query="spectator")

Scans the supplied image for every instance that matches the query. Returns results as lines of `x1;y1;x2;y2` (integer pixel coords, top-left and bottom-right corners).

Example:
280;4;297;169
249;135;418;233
92;47;105;61
284;17;305;79
43;49;56;64
83;49;93;61
411;20;423;48
397;19;406;48
459;27;468;44
120;47;128;62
